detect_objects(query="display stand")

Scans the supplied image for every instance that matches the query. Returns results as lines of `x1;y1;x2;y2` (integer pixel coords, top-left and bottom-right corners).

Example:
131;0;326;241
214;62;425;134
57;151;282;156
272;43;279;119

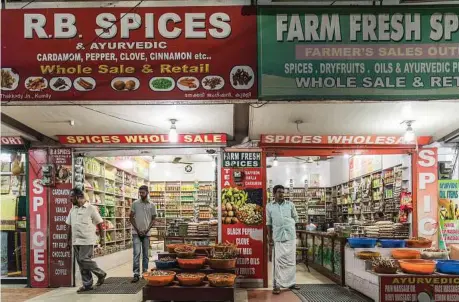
142;253;235;302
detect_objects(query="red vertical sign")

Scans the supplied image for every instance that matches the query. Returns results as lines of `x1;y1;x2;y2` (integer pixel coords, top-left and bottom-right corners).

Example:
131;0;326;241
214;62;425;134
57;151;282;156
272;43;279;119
48;149;73;287
221;151;264;286
416;148;439;245
29;149;49;287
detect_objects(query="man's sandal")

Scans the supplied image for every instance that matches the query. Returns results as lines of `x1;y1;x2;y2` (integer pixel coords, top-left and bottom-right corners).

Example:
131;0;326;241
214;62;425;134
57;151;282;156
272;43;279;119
76;286;93;293
289;285;301;290
273;287;281;294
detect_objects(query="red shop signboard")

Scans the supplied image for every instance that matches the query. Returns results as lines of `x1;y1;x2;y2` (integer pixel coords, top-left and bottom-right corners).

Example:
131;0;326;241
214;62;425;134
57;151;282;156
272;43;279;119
48;149;73;287
1;6;257;102
221;151;264;286
29;149;49;288
380;275;459;302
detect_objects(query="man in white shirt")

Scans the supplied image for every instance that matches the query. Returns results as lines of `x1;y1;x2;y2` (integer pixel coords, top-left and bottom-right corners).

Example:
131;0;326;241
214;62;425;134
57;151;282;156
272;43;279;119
66;188;107;292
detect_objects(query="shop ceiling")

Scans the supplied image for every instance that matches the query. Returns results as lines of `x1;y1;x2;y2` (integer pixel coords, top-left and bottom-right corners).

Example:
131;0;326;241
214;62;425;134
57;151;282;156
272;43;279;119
2;101;459;146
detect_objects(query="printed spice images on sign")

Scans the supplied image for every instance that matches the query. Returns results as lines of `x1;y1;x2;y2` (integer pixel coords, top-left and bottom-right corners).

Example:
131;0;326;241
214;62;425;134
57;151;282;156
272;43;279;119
258;7;459;100
0;7;257;101
221;152;264;281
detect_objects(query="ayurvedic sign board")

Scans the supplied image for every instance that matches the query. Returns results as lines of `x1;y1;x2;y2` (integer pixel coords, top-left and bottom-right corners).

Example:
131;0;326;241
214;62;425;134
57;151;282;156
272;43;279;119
258;7;459;100
0;7;256;102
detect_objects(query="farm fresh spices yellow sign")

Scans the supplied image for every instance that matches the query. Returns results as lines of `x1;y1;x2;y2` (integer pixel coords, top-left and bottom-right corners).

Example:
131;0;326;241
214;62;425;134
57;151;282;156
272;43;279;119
258;7;459;100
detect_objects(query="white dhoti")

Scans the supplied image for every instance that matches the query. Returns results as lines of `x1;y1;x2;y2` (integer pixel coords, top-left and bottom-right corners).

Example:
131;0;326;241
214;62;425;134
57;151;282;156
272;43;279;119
273;239;296;288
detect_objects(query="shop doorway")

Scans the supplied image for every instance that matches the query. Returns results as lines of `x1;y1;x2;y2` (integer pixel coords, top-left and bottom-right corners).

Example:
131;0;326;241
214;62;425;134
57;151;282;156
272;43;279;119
71;147;221;280
265;149;414;286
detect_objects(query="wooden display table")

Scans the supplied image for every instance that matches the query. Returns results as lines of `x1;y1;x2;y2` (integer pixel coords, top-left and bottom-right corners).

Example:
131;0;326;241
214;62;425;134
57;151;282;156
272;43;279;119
142;265;235;302
142;281;234;302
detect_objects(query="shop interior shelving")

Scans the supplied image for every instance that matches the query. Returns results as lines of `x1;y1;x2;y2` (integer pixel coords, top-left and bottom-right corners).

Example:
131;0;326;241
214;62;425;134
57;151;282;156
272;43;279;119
83;157;149;257
285;187;308;223
331;164;409;225
307;187;330;226
150;181;218;247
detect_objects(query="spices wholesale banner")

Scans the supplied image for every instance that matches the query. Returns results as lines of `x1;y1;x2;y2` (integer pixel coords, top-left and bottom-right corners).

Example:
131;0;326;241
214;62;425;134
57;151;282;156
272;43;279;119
1;7;257;102
258;7;459;100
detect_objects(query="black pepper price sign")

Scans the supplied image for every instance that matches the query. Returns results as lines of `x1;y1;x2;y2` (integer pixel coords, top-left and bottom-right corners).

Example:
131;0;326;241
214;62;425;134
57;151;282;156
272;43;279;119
49;149;73;287
223;152;261;168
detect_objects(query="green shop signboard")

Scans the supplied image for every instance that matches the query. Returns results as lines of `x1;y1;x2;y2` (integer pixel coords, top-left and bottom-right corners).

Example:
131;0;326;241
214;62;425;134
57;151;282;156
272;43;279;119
258;7;459;100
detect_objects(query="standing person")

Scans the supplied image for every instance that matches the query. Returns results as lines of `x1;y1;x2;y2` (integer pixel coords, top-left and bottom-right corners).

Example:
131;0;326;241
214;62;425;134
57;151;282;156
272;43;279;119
66;188;107;293
130;185;157;283
267;185;300;295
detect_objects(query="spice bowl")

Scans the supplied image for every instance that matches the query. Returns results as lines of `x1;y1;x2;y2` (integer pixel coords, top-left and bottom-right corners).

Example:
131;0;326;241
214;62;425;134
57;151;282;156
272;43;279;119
177;256;207;269
208;258;237;269
175;246;196;259
143;270;176;286
207;273;237;287
391;249;421;260
176;273;206;286
373;266;398;274
398;259;436;275
154;258;177;270
405;238;432;248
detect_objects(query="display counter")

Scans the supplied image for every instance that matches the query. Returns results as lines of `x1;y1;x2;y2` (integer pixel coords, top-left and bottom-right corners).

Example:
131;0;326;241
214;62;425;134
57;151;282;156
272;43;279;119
296;230;346;285
344;246;459;302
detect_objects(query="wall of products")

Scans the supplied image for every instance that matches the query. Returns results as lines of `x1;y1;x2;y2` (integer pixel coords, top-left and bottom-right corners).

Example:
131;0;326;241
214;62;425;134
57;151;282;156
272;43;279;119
267;155;412;231
80;157;149;257
0;152;27;279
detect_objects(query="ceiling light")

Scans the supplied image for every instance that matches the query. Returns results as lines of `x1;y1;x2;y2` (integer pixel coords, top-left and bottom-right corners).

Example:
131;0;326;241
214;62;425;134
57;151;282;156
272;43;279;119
169;119;178;143
403;120;416;143
307;157;314;164
343;153;350;159
273;156;279;167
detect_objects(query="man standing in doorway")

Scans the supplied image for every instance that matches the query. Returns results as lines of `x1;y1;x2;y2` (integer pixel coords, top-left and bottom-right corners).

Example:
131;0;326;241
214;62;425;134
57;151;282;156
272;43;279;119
66;188;107;293
130;185;157;283
267;185;300;295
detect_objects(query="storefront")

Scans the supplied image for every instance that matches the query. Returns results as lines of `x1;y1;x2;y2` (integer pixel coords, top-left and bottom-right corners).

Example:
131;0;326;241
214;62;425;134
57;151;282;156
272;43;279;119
1;137;29;284
25;134;227;288
258;134;442;297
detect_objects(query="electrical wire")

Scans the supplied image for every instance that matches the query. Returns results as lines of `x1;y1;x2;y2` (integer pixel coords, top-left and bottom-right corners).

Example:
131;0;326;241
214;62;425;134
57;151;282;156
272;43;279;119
249;101;270;109
20;0;38;9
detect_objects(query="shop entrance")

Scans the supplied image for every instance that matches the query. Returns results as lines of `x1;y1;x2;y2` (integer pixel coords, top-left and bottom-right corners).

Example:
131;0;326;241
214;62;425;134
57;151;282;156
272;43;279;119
264;146;416;291
72;147;220;276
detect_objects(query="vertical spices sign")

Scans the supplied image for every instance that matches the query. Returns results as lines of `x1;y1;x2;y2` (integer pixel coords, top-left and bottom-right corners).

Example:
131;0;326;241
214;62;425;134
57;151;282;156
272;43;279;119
48;149;73;287
29;149;49;287
416;148;439;244
221;151;264;287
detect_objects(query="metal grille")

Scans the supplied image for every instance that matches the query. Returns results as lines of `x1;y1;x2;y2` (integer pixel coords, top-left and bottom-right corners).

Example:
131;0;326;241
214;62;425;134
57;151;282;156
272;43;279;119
292;284;374;302
77;277;146;295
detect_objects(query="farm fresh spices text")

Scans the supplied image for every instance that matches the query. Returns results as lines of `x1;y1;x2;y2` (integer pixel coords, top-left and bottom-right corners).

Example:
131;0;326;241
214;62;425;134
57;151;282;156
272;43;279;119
259;8;459;100
1;7;256;102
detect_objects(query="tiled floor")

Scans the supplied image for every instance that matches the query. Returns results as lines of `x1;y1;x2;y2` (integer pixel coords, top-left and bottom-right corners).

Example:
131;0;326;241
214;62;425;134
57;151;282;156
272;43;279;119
4;260;333;301
1;286;53;302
